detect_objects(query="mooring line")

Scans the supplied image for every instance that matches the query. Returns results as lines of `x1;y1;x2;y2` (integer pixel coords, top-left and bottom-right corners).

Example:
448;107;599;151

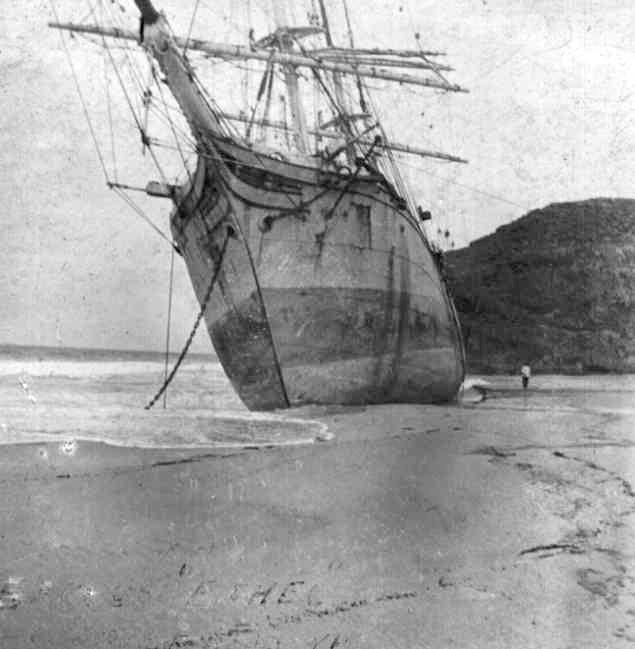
145;228;230;410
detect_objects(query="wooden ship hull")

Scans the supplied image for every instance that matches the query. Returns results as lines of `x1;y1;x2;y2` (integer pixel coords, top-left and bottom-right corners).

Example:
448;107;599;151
51;0;467;410
173;137;464;409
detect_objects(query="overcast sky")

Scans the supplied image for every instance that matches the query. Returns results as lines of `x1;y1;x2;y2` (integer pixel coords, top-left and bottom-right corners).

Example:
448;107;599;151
2;0;634;351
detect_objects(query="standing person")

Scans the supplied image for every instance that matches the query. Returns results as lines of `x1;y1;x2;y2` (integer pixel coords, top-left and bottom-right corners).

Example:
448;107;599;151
521;363;531;390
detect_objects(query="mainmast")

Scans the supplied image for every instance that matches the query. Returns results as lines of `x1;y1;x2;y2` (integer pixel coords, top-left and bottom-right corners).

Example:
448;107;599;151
317;0;348;115
317;0;355;163
270;0;310;153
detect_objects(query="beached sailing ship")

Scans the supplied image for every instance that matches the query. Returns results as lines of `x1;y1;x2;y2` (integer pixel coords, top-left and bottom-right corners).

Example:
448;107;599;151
50;0;467;410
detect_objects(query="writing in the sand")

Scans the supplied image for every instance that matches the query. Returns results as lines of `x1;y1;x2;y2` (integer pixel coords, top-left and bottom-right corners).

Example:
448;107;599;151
216;580;320;607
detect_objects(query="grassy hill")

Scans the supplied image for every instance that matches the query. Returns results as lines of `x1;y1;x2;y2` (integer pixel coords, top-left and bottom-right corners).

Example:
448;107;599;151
446;198;635;373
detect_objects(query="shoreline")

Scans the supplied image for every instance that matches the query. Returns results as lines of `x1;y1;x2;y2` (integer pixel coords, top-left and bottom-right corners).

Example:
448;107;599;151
1;361;634;647
1;397;634;648
0;343;217;364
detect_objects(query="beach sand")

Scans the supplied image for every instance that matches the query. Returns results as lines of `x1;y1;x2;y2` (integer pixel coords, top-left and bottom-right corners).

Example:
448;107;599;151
0;358;634;648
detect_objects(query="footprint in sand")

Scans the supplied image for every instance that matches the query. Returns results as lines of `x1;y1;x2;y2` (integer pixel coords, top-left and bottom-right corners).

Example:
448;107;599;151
0;577;24;610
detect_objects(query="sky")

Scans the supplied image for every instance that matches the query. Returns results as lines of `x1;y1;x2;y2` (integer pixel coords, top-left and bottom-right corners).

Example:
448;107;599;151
1;0;634;351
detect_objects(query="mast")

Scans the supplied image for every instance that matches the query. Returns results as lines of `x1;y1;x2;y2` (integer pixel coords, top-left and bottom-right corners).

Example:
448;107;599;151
313;46;447;57
218;111;467;163
49;1;469;165
136;0;160;23
317;0;347;115
340;0;367;113
128;1;225;143
317;0;355;163
270;0;310;153
48;22;468;92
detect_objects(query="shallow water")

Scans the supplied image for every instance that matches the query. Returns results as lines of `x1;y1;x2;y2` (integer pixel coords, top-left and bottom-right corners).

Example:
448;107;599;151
1;348;632;448
466;373;635;415
0;354;330;448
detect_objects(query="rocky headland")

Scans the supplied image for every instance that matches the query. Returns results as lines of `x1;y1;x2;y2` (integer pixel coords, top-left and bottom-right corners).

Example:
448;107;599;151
446;198;635;373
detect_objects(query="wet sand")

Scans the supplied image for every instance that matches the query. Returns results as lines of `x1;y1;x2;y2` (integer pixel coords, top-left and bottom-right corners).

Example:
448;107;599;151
1;362;634;648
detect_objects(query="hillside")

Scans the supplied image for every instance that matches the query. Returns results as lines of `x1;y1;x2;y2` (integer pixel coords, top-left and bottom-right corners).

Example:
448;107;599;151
445;198;635;373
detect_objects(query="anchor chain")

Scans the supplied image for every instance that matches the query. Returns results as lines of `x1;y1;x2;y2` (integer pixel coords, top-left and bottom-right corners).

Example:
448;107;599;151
145;227;231;410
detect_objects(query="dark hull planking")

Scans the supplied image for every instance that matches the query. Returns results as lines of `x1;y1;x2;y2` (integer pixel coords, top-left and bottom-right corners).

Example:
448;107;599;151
171;139;465;410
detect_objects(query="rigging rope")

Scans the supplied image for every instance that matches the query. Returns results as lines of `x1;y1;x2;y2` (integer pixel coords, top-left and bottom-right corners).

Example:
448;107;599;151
111;185;176;248
403;2;451;88
77;1;98;25
340;0;368;112
98;3;168;184
246;58;274;141
102;0;147;98
144;101;197;147
397;159;531;210
293;39;359;147
50;0;109;182
152;60;194;179
52;1;203;257
103;51;119;183
183;0;202;56
324;135;382;219
145;228;231;410
53;1;181;250
162;244;176;408
260;58;276;143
